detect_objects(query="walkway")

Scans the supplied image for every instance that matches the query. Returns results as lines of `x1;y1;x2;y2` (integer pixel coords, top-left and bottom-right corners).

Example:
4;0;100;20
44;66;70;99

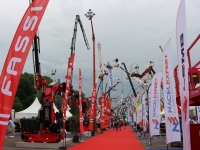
69;126;144;150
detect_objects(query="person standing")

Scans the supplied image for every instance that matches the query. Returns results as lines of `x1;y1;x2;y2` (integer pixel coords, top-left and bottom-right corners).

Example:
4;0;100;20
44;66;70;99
8;118;15;137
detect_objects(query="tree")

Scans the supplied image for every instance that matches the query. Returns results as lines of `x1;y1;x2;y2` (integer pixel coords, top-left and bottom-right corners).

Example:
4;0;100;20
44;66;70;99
43;76;53;84
15;72;37;110
13;97;22;112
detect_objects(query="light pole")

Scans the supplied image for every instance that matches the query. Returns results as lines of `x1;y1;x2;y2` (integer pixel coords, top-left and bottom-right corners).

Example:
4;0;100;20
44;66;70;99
85;9;96;86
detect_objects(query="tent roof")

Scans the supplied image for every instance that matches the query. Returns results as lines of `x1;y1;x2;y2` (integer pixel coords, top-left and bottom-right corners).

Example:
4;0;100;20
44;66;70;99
16;97;41;114
16;97;72;117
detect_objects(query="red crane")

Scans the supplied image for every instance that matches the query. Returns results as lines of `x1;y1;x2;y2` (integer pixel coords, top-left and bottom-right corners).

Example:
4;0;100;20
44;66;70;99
20;15;90;143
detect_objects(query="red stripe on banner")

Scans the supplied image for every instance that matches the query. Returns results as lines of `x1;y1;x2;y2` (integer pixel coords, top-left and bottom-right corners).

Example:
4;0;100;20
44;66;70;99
0;0;49;148
79;68;84;133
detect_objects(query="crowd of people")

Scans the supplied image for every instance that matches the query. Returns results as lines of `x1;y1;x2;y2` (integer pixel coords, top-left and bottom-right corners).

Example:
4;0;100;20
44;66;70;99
111;117;128;131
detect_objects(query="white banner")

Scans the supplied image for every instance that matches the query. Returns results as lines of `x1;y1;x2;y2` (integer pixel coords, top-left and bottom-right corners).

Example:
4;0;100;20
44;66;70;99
108;67;114;89
197;106;200;123
142;94;147;132
136;102;142;124
176;0;191;149
163;39;181;144
149;71;162;137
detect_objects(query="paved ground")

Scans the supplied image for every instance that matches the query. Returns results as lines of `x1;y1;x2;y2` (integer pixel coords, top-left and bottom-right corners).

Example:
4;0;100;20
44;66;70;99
134;131;183;150
3;128;183;150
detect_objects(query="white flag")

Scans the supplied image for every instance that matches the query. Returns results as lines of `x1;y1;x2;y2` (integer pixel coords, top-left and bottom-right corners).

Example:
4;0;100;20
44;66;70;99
176;0;191;149
197;106;200;123
163;39;181;144
149;71;162;137
108;67;114;89
142;94;147;132
136;102;142;124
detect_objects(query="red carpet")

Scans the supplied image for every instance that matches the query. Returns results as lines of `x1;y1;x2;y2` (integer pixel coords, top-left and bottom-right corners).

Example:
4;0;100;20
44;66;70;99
69;126;144;150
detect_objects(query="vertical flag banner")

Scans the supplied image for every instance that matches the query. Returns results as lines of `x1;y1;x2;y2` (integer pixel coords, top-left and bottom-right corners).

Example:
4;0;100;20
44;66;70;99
142;94;147;132
64;53;75;108
163;39;181;144
149;71;162;137
79;69;84;133
88;83;97;130
197;106;200;123
108;67;114;89
100;93;105;129
0;0;49;148
176;0;191;149
63;53;75;138
136;102;142;124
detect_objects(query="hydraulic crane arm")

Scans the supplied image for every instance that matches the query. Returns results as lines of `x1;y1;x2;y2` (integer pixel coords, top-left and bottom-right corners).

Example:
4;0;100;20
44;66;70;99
70;15;90;56
139;66;155;78
121;62;137;97
32;34;48;99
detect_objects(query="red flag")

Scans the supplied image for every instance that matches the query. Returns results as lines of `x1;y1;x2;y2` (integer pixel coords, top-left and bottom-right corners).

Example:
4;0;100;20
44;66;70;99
100;93;105;129
64;53;75;109
88;83;97;130
0;1;49;148
79;69;84;133
62;53;75;137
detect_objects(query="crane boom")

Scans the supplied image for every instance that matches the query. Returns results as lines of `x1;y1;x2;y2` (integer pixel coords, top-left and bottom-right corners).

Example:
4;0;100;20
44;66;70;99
70;15;90;56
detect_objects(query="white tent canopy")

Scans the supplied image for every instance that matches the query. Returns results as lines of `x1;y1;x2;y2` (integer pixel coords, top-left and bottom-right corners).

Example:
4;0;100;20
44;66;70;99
15;97;72;119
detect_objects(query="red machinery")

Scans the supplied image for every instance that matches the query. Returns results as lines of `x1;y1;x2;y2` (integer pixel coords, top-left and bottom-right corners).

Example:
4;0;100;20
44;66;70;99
174;34;200;150
20;15;90;143
174;34;200;106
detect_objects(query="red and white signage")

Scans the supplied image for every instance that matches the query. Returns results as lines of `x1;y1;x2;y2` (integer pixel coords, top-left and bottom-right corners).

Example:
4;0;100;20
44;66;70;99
100;93;105;129
62;53;75;137
149;71;162;137
79;69;84;133
163;40;181;144
88;83;97;130
0;0;49;148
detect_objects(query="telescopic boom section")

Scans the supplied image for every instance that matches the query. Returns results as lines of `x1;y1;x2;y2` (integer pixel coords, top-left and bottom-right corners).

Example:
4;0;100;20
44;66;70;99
32;35;47;94
121;63;137;97
70;15;90;56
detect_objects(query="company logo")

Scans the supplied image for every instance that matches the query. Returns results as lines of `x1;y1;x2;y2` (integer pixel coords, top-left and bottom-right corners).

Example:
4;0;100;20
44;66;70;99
152;119;159;129
168;117;180;132
153;79;158;117
180;33;186;91
164;55;172;113
1;6;43;97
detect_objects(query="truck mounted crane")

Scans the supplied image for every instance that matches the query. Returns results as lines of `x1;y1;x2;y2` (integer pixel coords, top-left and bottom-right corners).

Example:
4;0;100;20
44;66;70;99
20;14;90;143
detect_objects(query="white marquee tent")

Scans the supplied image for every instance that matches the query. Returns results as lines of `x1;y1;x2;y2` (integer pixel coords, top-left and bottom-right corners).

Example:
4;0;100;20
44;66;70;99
15;97;72;119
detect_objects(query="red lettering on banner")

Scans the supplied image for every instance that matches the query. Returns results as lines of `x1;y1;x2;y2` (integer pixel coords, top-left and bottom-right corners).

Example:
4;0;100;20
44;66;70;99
165;55;170;84
153;79;157;98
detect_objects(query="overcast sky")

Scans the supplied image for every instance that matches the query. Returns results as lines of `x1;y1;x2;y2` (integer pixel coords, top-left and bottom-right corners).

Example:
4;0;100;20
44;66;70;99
0;0;200;101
